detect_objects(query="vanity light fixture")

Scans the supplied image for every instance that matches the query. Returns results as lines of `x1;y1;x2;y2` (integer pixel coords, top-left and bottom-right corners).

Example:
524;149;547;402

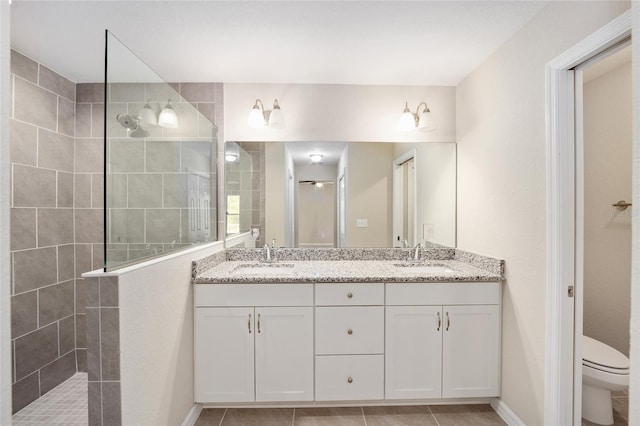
309;154;323;164
248;99;285;128
398;101;434;132
138;102;158;126
226;142;240;162
158;99;178;128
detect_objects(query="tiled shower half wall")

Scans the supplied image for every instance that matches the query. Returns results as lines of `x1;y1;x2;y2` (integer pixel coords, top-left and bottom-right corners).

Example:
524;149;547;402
10;34;222;413
104;31;218;270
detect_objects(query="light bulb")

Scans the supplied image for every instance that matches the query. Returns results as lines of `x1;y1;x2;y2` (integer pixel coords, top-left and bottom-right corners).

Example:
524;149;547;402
158;100;178;128
309;154;323;163
268;99;285;128
248;106;266;128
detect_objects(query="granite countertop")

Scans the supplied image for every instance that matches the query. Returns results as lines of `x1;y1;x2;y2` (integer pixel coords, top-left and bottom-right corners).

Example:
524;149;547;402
193;249;504;284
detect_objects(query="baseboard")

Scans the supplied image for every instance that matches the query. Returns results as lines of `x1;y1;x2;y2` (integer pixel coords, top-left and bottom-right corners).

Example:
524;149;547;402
490;398;525;426
181;403;203;426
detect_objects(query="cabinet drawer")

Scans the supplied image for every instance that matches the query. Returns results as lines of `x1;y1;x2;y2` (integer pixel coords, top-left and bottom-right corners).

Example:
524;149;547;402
315;307;384;355
315;283;384;306
386;282;500;306
315;355;384;401
195;284;313;307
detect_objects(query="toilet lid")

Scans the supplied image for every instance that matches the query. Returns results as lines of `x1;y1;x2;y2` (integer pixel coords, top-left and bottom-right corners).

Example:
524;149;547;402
583;335;629;371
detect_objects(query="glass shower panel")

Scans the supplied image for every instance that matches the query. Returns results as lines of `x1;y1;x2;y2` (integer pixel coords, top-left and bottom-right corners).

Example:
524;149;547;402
105;31;217;271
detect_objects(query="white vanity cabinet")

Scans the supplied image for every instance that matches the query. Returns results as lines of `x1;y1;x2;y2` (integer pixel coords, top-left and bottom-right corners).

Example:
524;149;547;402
385;283;501;399
194;284;314;403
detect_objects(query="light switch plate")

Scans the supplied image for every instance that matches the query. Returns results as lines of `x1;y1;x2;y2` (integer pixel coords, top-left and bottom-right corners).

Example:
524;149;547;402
356;219;368;228
423;224;434;241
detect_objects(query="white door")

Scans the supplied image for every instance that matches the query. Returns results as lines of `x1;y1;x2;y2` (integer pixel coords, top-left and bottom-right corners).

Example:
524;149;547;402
255;307;314;402
385;306;443;399
442;305;500;398
195;307;255;402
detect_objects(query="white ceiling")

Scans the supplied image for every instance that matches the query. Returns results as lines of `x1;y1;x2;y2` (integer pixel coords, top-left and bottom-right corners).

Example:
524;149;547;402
10;1;549;85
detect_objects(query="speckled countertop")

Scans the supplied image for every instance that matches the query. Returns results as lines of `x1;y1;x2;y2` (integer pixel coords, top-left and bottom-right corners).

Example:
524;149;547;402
192;248;504;284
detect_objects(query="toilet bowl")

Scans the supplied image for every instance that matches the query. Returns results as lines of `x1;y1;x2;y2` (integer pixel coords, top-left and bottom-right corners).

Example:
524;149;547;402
582;335;629;425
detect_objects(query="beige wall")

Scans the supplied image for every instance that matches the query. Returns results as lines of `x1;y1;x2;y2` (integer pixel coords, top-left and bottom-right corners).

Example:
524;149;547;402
456;1;630;424
583;60;632;356
346;143;393;247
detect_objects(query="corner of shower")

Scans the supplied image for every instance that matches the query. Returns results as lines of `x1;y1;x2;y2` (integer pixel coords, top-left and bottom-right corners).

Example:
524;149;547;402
103;30;219;271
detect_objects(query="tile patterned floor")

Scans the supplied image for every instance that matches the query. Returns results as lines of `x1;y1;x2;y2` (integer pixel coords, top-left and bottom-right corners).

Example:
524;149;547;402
12;372;88;426
195;404;507;426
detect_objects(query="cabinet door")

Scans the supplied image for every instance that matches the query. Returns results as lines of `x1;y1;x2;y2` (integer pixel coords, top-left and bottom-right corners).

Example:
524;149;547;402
255;307;314;402
195;307;255;402
385;306;443;399
442;305;500;398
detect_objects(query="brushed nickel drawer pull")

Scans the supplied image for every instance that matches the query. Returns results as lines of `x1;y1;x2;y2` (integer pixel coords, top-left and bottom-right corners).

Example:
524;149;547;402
347;376;353;384
257;313;261;333
347;328;353;335
347;292;353;299
248;313;252;334
437;312;441;331
446;312;450;331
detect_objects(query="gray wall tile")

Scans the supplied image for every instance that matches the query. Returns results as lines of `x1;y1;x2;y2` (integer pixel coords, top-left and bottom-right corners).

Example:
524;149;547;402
110;209;144;243
10;119;37;166
76;314;86;348
77;83;104;103
102;103;128;138
12;165;57;207
11;291;37;338
109;139;144;173
180;83;215;103
59;315;76;355
196;103;216;124
146;140;180;172
58;171;74;208
92;102;105;138
163;174;188;207
93;244;104;270
38;129;74;172
100;278;118;307
40;350;76;395
58;97;75;137
76;280;87;315
100;308;120;380
75;138;103;173
76;103;92;137
12;372;39;414
74;173;92;208
109;83;145;102
127;174;162;208
182;141;213;173
146;209;181;243
145;83;178;103
38;280;74;326
92;174;104;208
37;208;74;246
14;323;58;380
102;382;122;426
39;65;75;101
77;349;87;372
57;244;75;282
88;381;102;426
11;50;38;83
85;277;99;308
86;308;101;381
10;208;36;250
163;103;198;138
75;245;93;278
75;209;104;243
13;77;57;131
13;247;58;293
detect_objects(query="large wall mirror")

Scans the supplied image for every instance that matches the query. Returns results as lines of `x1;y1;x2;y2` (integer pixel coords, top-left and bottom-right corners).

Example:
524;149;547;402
224;141;456;248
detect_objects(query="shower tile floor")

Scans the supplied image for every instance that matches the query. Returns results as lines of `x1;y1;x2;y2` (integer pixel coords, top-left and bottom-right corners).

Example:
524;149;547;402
12;372;88;425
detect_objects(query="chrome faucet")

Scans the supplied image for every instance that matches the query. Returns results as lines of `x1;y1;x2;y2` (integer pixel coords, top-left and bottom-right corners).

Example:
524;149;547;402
263;244;272;262
413;242;423;261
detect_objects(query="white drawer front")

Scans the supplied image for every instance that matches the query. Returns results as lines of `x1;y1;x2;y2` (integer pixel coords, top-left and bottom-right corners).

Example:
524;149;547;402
315;283;384;306
386;282;500;306
315;355;384;401
195;284;314;307
315;307;384;355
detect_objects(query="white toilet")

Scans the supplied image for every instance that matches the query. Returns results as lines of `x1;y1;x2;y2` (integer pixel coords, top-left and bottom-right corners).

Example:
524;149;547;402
582;335;629;425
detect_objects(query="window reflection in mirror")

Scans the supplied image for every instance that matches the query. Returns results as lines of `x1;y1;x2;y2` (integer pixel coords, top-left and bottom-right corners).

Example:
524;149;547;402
224;141;456;249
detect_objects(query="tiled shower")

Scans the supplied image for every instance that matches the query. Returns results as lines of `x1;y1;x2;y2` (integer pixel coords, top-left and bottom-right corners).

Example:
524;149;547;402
9;43;222;420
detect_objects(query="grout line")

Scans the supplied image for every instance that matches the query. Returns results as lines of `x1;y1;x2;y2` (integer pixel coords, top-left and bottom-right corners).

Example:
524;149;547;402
427;405;441;426
218;407;228;426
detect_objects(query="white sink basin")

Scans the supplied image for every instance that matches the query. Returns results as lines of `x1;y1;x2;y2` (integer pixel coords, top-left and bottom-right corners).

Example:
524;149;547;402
393;263;456;274
232;263;296;276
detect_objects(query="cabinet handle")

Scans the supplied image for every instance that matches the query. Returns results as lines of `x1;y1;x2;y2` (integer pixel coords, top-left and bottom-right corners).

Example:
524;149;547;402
347;376;353;384
347;292;353;299
437;312;441;331
248;313;252;334
257;313;261;334
347;328;353;335
446;312;450;331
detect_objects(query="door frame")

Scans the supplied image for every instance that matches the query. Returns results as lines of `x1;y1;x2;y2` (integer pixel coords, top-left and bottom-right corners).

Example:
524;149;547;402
392;149;418;247
544;10;632;425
